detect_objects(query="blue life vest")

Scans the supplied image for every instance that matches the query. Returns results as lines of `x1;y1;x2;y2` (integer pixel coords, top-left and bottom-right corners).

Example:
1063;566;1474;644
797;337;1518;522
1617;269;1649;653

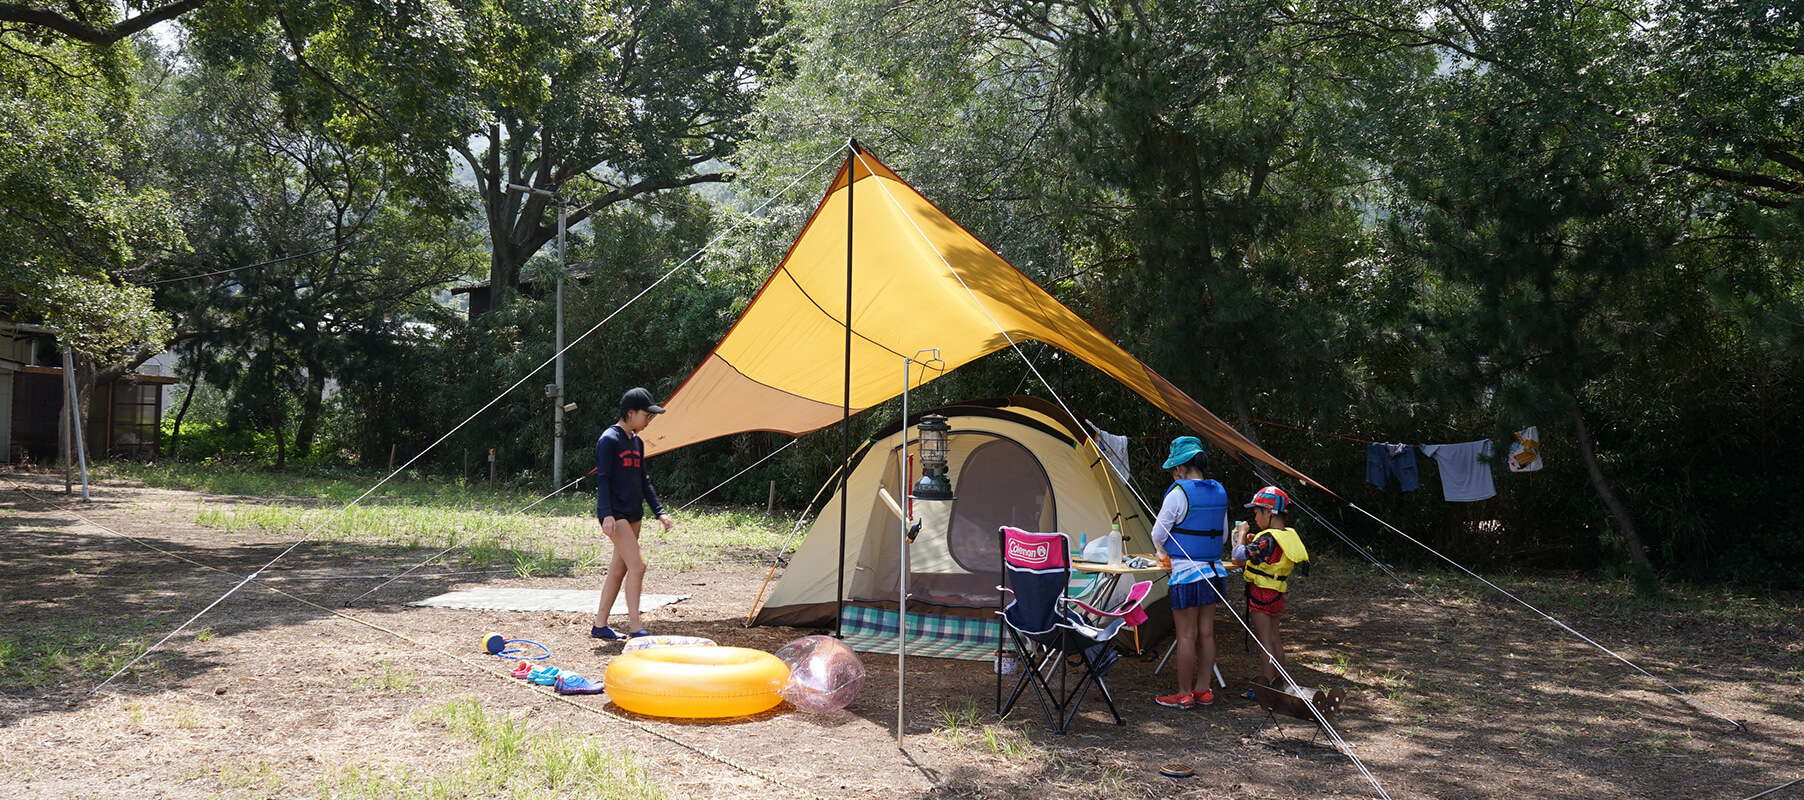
1164;479;1228;563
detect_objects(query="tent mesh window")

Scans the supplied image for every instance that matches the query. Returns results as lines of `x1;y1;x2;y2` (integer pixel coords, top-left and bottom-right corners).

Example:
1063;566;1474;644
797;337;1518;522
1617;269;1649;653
947;437;1054;573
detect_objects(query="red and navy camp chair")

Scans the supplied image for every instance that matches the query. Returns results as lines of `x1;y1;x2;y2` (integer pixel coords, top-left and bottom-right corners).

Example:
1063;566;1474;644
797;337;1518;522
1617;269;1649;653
995;525;1152;734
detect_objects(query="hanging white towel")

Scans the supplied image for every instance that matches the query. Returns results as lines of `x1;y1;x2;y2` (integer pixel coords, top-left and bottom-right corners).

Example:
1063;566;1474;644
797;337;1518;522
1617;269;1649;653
1508;427;1543;472
1086;421;1131;485
1419;440;1497;502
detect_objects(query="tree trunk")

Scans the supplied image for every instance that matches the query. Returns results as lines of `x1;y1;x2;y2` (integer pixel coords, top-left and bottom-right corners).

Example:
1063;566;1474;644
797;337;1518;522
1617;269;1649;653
265;345;287;471
171;370;199;461
1569;402;1652;570
293;364;326;459
1222;356;1262;450
273;401;287;470
71;353;98;460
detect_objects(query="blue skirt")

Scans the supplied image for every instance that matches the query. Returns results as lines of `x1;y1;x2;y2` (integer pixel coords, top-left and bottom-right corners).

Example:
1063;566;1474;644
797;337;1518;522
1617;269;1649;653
1169;576;1227;610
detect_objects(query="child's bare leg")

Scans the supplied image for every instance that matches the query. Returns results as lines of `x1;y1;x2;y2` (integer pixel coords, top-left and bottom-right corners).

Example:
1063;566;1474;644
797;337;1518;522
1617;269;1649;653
594;519;647;630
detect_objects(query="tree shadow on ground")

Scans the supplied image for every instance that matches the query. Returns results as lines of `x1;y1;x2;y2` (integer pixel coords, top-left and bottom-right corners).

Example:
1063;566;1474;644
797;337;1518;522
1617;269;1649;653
0;486;581;729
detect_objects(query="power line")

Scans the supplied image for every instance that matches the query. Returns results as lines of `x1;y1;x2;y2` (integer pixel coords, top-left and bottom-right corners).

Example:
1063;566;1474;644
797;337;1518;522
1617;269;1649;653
137;242;355;287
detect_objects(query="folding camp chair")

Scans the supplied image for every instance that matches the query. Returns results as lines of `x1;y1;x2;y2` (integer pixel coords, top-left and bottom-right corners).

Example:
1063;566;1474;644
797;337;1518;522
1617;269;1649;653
995;526;1152;734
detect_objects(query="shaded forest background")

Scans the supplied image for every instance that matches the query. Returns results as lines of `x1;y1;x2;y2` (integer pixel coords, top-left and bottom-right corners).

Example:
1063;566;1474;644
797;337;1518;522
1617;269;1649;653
5;0;1802;588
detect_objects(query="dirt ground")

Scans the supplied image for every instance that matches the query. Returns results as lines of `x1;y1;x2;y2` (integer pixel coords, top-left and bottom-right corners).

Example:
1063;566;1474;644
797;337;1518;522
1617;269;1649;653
2;472;1801;800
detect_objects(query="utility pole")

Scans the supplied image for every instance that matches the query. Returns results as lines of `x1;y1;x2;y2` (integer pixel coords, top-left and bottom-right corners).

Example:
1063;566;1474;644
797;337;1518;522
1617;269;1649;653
507;182;569;491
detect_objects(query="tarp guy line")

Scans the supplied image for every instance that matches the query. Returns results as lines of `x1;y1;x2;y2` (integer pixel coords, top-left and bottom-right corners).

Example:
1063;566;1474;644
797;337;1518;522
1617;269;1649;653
1343;500;1745;730
1242;455;1741;729
846;152;1392;797
86;147;847;697
1256;472;1455;620
14;482;824;799
1189;518;1397;800
371;436;799;591
344;471;591;606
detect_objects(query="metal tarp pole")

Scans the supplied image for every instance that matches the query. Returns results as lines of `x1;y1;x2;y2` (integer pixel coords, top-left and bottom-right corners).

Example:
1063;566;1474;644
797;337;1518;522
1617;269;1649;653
836;140;857;638
897;357;910;746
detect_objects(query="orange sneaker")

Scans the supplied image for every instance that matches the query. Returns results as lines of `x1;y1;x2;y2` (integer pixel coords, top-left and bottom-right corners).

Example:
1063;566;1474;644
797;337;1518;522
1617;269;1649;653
1155;691;1194;708
1193;689;1215;706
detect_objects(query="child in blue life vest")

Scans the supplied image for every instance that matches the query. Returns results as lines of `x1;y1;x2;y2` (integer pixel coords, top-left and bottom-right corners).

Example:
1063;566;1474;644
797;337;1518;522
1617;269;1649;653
1232;485;1310;694
1149;436;1232;708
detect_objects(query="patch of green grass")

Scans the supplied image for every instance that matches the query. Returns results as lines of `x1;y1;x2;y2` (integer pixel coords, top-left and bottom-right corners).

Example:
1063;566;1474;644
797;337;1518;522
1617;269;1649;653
320;696;665;799
211;760;288;794
0;616;160;688
930;699;986;733
350;661;425;694
978;726;1035;760
111;462;799;582
933;700;1037;760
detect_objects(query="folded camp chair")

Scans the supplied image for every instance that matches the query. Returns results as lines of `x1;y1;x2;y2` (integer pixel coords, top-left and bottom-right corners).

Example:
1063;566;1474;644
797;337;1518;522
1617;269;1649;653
995;526;1153;734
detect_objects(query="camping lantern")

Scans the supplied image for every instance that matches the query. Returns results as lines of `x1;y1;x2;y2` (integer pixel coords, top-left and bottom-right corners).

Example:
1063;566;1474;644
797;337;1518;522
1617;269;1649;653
910;415;954;501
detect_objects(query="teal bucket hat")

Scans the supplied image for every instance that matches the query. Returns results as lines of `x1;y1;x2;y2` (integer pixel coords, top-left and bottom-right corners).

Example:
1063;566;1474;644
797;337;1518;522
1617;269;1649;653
1162;436;1206;470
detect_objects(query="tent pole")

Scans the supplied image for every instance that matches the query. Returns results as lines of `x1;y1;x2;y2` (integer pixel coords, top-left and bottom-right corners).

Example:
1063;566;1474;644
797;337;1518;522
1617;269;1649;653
836;140;857;639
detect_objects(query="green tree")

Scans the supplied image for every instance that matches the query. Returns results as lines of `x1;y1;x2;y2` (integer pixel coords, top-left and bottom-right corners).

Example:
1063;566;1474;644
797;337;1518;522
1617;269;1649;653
0;26;182;441
149;57;478;465
1049;0;1414;434
188;0;778;308
1367;0;1690;572
0;1;208;45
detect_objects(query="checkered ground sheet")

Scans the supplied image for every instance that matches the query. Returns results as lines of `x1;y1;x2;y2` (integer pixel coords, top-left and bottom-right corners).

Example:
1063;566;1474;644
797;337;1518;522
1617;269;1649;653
838;605;1000;661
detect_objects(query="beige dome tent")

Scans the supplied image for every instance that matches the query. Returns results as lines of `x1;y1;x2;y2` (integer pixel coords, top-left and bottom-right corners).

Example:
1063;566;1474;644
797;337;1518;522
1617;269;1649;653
750;396;1169;658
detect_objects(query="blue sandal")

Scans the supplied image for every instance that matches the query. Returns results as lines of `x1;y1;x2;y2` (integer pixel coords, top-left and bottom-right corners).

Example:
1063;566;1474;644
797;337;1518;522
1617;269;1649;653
555;673;603;695
591;626;627;641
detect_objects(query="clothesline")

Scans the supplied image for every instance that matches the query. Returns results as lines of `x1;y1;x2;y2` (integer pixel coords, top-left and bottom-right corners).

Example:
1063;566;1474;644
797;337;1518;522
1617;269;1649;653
1110;419;1379;444
1241;417;1374;445
1103;417;1539;503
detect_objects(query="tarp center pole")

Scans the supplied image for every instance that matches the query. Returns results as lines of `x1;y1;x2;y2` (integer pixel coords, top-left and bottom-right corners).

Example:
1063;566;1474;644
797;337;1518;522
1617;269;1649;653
836;140;858;639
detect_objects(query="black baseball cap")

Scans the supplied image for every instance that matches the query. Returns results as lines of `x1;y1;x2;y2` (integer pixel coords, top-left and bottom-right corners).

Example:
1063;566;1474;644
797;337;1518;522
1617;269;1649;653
620;387;665;415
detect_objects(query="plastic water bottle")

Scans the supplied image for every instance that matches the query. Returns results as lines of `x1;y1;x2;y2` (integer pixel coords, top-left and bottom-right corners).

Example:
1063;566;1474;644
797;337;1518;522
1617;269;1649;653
1073;532;1087;563
1107;523;1124;566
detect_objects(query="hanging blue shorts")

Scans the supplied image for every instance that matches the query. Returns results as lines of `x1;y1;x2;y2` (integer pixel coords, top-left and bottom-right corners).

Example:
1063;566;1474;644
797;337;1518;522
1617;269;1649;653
1366;442;1419;491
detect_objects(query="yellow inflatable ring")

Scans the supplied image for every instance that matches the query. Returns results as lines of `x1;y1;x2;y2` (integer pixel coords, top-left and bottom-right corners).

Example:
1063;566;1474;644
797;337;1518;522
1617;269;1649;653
604;646;790;719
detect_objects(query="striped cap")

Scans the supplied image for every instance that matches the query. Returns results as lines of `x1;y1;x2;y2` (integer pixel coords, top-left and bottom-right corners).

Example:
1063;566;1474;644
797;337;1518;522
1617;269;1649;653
1245;485;1291;513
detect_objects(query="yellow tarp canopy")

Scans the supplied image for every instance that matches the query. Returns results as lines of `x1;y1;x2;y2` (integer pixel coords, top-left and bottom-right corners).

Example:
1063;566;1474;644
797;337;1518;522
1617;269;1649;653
643;146;1324;492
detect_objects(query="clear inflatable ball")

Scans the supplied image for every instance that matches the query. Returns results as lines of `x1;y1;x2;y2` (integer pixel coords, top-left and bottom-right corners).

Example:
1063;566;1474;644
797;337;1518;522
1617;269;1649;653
774;635;865;713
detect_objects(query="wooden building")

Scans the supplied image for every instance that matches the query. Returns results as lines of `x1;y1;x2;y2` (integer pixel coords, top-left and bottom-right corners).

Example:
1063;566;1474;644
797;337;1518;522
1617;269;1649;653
1;324;176;463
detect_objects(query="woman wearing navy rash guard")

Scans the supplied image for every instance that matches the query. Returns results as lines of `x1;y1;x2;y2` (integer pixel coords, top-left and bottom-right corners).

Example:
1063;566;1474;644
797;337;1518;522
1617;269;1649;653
1149;436;1231;708
590;387;675;641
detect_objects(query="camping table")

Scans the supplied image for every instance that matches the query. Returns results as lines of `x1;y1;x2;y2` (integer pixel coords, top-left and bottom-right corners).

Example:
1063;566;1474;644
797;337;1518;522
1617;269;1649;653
1070;557;1169;654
